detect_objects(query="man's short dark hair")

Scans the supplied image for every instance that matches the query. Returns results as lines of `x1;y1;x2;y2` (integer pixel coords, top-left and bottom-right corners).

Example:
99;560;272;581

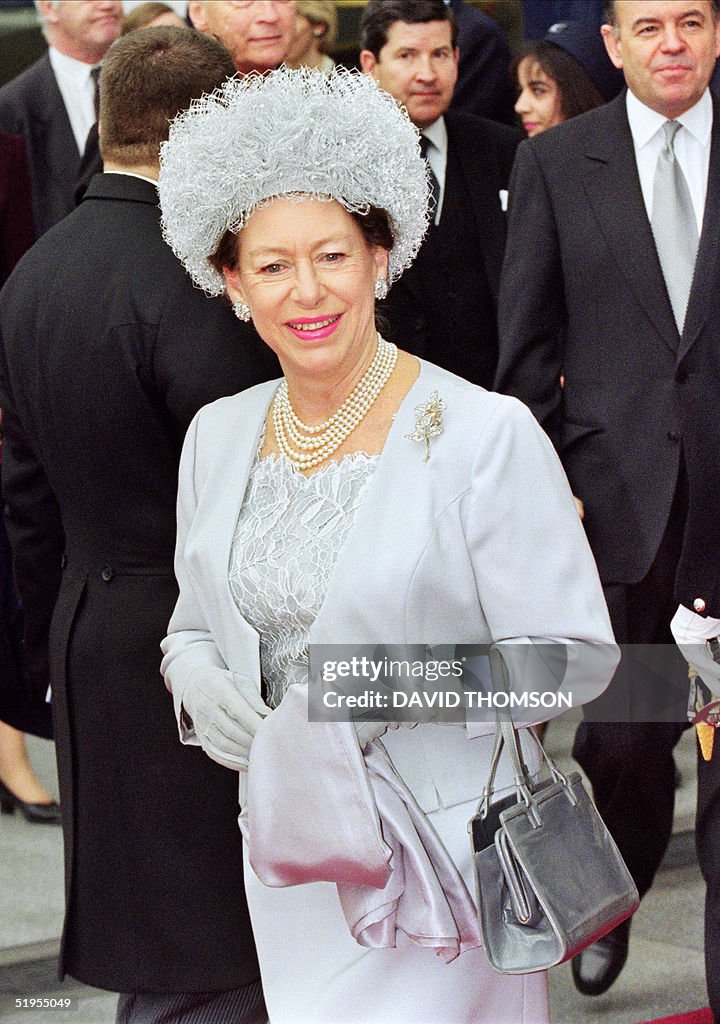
360;0;458;59
604;0;720;25
100;26;235;166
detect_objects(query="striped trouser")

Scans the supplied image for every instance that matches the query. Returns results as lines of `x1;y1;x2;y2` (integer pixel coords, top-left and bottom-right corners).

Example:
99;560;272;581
115;979;266;1024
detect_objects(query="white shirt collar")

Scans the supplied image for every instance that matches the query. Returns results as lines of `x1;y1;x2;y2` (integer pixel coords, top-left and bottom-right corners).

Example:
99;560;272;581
626;87;713;149
421;115;448;157
48;45;98;85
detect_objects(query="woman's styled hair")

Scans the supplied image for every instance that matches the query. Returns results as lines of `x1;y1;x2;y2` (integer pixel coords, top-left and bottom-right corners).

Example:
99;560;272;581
296;1;338;54
159;68;430;296
512;41;605;122
121;2;185;35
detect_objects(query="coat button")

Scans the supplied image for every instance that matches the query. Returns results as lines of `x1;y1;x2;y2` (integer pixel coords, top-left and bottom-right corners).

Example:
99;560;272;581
675;369;688;384
694;597;707;613
100;566;114;582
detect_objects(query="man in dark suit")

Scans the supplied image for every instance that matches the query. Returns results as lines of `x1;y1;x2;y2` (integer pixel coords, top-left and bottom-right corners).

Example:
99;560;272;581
0;26;278;1024
0;0;121;239
360;0;520;389
495;0;720;999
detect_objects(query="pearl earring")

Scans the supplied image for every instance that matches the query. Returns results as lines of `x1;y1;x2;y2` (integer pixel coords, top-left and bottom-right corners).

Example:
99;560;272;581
374;277;388;301
232;300;251;322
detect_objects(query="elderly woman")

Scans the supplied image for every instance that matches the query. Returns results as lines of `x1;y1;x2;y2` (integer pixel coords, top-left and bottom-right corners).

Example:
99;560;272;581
159;68;615;1024
285;0;337;73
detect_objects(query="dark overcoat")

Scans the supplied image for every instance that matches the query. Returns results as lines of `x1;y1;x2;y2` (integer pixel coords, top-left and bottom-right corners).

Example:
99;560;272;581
495;92;720;604
0;173;279;992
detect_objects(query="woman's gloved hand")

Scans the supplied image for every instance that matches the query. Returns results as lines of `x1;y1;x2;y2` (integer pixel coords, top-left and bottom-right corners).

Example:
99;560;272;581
181;666;270;770
353;719;420;749
353;719;399;750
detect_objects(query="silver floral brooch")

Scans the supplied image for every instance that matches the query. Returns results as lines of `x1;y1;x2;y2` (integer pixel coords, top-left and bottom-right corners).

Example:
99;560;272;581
406;391;445;462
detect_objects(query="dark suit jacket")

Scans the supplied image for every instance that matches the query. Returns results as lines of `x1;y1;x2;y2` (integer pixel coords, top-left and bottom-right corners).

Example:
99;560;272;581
0;132;34;285
381;110;519;387
495;92;720;602
0;173;279;991
0;53;94;238
449;0;516;125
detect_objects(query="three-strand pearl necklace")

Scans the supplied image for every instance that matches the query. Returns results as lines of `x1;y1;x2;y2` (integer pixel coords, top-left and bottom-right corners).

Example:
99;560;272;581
272;335;398;471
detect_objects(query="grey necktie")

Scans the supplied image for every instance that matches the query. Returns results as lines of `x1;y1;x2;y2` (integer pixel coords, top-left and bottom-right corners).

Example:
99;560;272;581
420;135;441;221
650;120;699;333
90;65;101;122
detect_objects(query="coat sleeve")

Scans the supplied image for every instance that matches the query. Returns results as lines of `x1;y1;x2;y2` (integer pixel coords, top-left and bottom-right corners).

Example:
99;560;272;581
462;396;617;721
160;410;228;736
494;140;566;447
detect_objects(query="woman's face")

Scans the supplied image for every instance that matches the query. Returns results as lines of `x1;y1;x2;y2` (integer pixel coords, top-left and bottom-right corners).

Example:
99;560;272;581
223;197;388;385
514;58;564;137
285;13;320;65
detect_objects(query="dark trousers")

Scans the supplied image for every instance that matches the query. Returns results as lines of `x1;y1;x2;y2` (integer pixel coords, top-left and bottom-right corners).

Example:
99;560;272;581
697;748;720;1022
573;470;689;898
115;980;266;1024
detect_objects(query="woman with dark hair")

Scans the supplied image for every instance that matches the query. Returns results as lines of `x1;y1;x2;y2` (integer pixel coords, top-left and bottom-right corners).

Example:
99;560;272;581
513;20;623;136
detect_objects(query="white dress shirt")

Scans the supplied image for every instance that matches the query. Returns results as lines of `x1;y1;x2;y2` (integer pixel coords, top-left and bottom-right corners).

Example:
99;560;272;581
626;87;712;235
421;116;448;224
48;46;100;155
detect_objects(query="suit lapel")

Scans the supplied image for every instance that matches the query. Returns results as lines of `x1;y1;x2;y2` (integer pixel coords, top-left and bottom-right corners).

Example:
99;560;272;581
582;96;679;353
29;56;80;182
445;114;506;301
679;95;720;359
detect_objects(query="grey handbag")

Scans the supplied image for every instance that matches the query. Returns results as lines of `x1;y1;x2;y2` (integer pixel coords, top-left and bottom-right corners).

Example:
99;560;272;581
469;647;639;974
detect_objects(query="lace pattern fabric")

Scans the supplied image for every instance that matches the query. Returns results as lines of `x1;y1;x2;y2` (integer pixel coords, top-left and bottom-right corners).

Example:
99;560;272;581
229;452;379;709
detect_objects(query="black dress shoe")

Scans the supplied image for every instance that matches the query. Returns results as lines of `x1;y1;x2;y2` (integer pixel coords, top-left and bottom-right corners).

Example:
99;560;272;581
571;919;631;996
0;780;61;824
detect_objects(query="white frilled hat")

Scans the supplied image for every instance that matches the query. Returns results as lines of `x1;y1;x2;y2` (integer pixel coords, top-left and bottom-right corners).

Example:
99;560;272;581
158;66;431;296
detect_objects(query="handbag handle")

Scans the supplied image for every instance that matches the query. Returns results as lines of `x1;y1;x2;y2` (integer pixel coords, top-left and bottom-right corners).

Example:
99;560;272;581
479;646;570;818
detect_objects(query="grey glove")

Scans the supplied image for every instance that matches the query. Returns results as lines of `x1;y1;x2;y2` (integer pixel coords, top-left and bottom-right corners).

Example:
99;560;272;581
353;719;423;749
181;666;270;770
353;719;399;750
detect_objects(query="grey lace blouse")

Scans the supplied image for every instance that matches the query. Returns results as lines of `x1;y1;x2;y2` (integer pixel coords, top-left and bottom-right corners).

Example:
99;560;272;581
228;451;379;709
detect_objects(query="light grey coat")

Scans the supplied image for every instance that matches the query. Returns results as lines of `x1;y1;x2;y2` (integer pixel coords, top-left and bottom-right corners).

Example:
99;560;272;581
161;360;615;812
